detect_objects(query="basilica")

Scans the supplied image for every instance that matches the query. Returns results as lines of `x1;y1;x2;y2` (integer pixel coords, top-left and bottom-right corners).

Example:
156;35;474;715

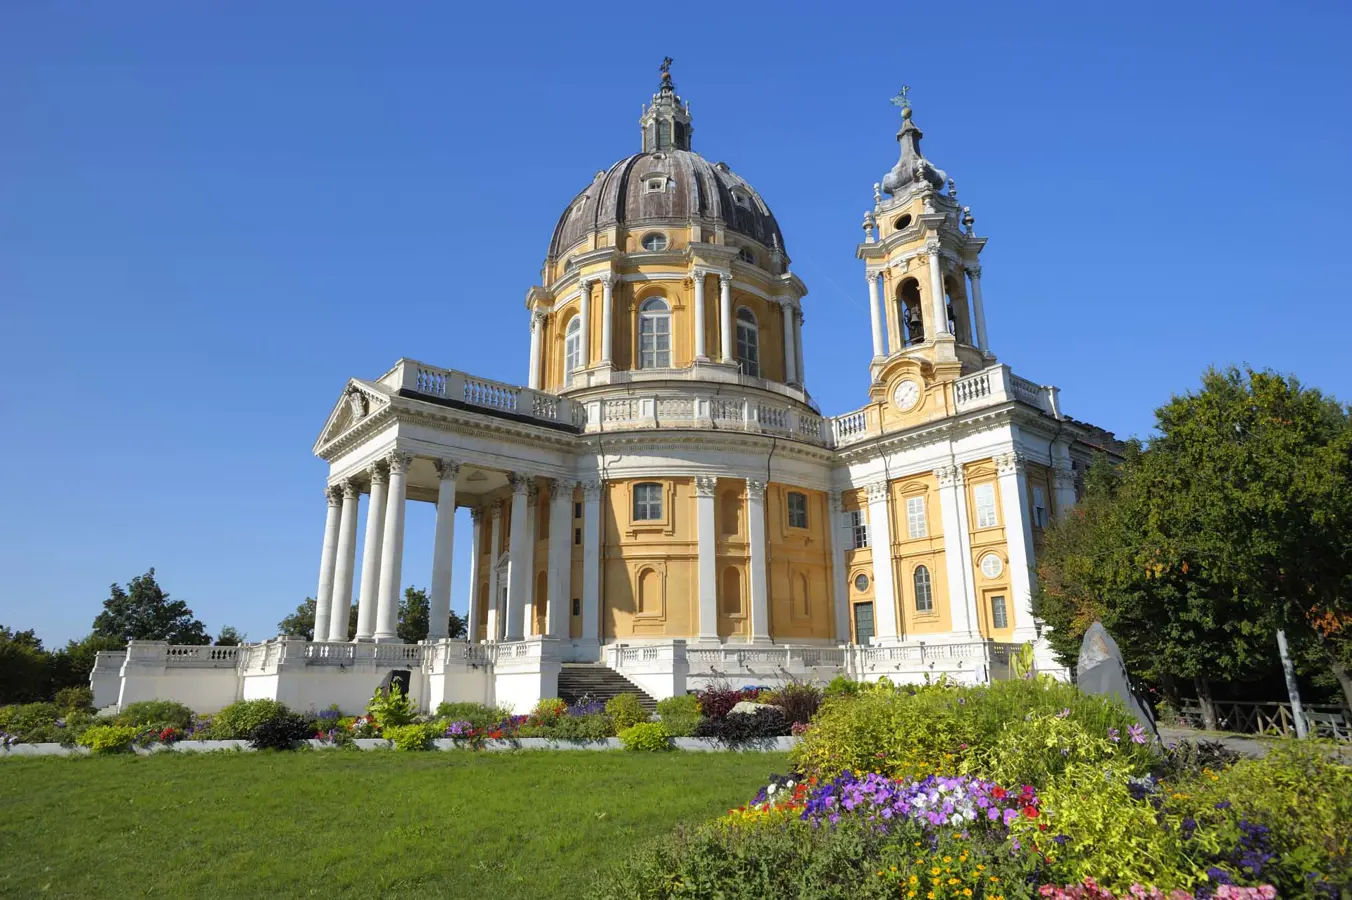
96;67;1120;714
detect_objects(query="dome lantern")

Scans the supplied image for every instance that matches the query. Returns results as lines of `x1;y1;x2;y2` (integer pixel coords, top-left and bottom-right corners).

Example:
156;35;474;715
639;57;693;152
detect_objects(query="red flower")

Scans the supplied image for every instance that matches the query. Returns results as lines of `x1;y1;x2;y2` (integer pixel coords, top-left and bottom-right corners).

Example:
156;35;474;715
1023;806;1040;819
991;786;1007;800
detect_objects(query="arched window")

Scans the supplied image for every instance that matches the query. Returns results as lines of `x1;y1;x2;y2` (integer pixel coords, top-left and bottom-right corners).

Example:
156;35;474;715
564;316;582;384
641;232;668;251
898;279;925;345
633;482;663;520
656;120;671;151
638;297;671;368
913;565;933;612
737;247;756;264
735;307;759;376
638;568;659;614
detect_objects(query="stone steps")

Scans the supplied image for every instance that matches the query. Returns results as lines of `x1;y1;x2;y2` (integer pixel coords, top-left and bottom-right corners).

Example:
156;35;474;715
557;664;658;712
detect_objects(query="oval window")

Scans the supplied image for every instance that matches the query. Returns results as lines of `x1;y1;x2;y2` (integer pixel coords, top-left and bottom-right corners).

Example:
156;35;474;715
893;214;913;231
980;554;1004;579
641;232;668;252
853;573;870;593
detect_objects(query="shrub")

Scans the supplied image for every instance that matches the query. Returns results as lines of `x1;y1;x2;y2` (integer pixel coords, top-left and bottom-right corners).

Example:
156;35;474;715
384;722;441;751
518;713;615;742
529;698;568;722
211;699;291;739
116;700;195;730
694;707;790;746
823;675;864;700
54;686;94;712
694;684;747;720
605;693;648;730
976;711;1154;788
618;721;670;752
366;684;414;728
770;681;822;725
1152;739;1243;782
247;712;313;750
434;702;508;732
655;694;703;736
77;724;141;755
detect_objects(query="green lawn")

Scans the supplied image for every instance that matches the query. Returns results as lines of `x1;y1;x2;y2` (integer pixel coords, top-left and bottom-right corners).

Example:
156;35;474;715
0;750;787;898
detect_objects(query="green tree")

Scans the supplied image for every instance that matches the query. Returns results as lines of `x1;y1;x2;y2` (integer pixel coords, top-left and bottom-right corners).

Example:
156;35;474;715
0;626;51;703
91;569;209;645
277;597;357;641
47;633;127;695
396;587;467;643
214;626;246;646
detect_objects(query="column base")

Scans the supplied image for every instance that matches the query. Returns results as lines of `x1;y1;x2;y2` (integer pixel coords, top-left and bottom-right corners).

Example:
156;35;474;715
372;634;401;644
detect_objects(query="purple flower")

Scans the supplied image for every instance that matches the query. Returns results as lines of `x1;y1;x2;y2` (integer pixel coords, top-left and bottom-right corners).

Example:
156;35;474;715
1108;727;1120;743
1128;723;1147;744
1056;707;1071;718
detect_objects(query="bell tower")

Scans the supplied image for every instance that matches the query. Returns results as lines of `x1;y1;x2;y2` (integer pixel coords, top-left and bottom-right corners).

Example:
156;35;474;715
857;87;991;397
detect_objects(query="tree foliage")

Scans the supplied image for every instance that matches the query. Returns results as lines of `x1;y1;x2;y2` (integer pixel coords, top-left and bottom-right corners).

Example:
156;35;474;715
277;596;357;642
1035;366;1352;709
396;587;467;643
92;569;209;645
0;626;50;703
214;626;246;646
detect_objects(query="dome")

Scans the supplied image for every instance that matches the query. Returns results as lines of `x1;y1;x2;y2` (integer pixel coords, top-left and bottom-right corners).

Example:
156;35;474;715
547;150;786;259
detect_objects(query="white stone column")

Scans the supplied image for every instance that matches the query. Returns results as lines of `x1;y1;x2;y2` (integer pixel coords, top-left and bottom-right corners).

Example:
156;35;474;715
968;264;989;353
1050;440;1078;516
793;308;806;386
328;480;360;642
781;302;798;385
466;507;483;642
427;459;459;641
997;452;1038;642
935;465;981;640
504;474;531;642
718;273;734;364
486;505;503;641
695;475;718;642
546;480;572;637
867;271;885;359
313;486;343;643
828;492;850;643
599;274;614;365
746;479;770;643
866;480;898;641
527;311;544;389
576;279;591;370
927;242;950;336
355;463;389;642
580;480;602;646
692;268;708;361
374;451;412;643
519;481;539;638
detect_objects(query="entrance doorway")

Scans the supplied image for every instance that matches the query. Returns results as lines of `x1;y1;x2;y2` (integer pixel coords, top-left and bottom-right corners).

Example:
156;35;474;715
853;602;875;644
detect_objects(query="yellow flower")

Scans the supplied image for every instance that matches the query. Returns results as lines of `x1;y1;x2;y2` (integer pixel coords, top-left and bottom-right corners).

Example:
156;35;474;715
928;894;936;899
891;867;899;873
989;876;1000;883
943;856;952;863
910;876;919;885
931;868;942;876
963;891;972;897
949;878;960;885
977;865;986;872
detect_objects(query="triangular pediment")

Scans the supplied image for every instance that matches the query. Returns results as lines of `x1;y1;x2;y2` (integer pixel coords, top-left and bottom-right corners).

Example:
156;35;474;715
313;380;390;453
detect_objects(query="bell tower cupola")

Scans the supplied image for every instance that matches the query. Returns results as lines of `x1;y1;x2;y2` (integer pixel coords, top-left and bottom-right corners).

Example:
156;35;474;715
857;86;991;390
640;57;693;152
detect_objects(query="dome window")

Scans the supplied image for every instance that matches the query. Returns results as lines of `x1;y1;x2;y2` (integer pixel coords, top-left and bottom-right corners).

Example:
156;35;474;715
564;316;583;386
735;306;759;377
737;247;756;265
643;175;671;194
731;191;752;210
640;232;668;252
892;213;913;231
638;297;671;368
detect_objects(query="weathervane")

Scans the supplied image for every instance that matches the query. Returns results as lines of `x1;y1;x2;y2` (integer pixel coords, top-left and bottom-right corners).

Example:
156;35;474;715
890;84;912;115
660;56;673;76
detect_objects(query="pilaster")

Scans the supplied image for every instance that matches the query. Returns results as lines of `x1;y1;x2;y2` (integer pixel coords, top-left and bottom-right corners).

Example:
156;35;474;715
865;479;898;641
996;451;1038;642
694;475;718;642
934;464;981;640
746;479;770;642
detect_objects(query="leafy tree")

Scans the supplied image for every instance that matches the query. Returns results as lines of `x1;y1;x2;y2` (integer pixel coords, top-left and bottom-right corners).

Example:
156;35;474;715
214;626;246;646
48;633;127;695
397;586;466;643
277;597;357;641
0;626;51;703
92;569;209;645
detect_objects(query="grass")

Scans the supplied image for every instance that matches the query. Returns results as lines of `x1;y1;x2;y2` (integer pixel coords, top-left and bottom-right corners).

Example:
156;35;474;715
0;749;788;899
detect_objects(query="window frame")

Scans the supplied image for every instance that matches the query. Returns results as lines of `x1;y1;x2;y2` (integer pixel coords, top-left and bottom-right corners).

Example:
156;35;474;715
640;232;668;252
973;482;999;529
905;495;927;539
990;594;1009;630
564;315;582;384
1032;485;1047;528
637;296;672;368
632;482;664;521
847;509;869;550
913;564;934;613
787;490;809;530
737;246;756;264
735;306;759;376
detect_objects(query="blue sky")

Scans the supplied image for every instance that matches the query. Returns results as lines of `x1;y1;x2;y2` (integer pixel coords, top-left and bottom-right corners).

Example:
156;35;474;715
2;2;1349;645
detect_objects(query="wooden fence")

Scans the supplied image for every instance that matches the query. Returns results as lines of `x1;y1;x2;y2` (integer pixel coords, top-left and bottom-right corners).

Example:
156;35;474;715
1176;699;1350;740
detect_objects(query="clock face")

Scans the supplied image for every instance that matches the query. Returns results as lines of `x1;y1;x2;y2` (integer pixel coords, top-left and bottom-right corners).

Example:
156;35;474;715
893;379;921;412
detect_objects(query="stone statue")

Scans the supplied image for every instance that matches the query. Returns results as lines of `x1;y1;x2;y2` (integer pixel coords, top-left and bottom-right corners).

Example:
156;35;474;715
1076;622;1159;741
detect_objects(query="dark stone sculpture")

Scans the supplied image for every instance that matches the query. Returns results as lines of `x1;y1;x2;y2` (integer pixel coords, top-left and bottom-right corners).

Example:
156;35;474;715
1076;622;1159;741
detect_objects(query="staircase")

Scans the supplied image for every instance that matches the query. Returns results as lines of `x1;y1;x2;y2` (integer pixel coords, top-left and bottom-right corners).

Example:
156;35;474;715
557;663;658;712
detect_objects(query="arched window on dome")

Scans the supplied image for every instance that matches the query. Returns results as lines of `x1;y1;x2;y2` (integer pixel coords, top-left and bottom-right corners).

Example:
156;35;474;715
737;247;756;265
657;120;671;151
564;316;582;385
735;307;759;377
913;565;934;613
638;297;671;368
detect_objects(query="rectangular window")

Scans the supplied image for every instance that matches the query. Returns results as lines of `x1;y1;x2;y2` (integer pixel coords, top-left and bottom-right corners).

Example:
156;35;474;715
990;594;1009;629
573;527;581;546
571;598;581;617
1032;486;1047;528
787;492;808;529
973;483;998;528
574;502;582;519
847;510;869;549
905;495;927;539
633;482;663;521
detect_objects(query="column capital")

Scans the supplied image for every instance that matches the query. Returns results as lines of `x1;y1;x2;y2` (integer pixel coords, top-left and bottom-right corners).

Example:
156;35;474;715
864;479;889;503
1053;464;1076;485
866;269;882;285
339;479;361;500
526;480;541;505
746;478;766;500
925;240;942;257
385;451;414;476
530;310;547;329
509;472;531;494
933;464;965;488
434;458;460;481
367;461;390;486
597;272;615;288
694;475;718;498
692;265;709;280
470;506;484;523
579;479;603;499
718;271;733;288
576;277;592;293
967;264;983;279
325;485;343;506
829;490;845;513
995;451;1027;476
